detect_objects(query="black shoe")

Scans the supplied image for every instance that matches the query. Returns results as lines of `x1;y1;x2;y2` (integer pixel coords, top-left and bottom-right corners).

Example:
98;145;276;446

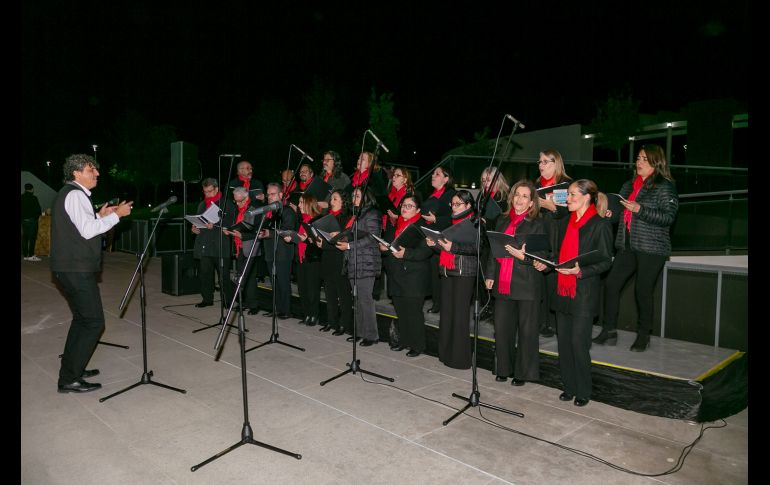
574;397;590;407
81;369;100;379
346;336;361;342
262;311;274;317
359;339;377;347
406;349;421;357
390;344;405;351
248;308;260;315
319;324;331;332
540;325;555;338
559;392;574;401
630;333;650;352
592;328;617;345
277;313;290;320
58;379;102;394
306;316;318;327
495;376;507;382
298;316;309;324
511;378;525;387
332;329;346;336
195;301;214;308
427;306;440;314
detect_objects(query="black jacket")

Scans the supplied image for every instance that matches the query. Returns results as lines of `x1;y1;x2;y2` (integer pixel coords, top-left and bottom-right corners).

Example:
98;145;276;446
381;219;432;297
262;205;298;262
485;216;546;301
422;187;456;230
343;206;382;279
615;176;678;256
192;199;234;259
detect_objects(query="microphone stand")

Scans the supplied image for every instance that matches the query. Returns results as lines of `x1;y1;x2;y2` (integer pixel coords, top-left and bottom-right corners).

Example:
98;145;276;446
320;133;394;386
194;209;302;471
282;147;307;206
100;208;187;403
193;155;239;334
443;114;524;425
245;208;305;353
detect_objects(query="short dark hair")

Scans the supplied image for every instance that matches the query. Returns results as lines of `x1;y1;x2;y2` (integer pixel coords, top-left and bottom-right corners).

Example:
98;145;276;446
201;177;218;189
24;183;33;191
63;154;99;183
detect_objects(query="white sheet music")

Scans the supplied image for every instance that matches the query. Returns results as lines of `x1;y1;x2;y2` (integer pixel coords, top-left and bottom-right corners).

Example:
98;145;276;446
185;203;221;228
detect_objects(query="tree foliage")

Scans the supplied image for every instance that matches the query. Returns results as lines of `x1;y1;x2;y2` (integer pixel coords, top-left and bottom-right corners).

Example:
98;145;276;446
367;88;400;161
587;89;640;162
300;79;345;159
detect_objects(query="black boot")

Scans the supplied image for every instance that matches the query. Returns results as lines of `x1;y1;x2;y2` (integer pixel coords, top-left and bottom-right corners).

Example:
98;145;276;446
306;316;318;327
630;332;650;352
592;328;618;345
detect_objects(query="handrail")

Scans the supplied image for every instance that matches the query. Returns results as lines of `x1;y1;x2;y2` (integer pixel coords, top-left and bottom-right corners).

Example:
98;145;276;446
679;190;748;200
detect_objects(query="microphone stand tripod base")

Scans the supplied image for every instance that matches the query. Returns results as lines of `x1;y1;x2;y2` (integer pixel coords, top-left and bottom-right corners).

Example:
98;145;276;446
442;390;524;426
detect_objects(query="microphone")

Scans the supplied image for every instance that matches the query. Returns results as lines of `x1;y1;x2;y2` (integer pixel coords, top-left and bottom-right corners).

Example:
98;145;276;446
505;114;526;129
367;129;390;153
246;200;282;217
291;144;314;162
220;154;241;157
150;195;178;213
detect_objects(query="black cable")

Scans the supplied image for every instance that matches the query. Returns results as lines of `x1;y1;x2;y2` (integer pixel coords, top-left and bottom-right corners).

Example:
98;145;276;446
357;371;727;477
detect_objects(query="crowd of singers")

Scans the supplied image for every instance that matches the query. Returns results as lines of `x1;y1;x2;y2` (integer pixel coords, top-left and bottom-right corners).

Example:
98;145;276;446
191;144;678;407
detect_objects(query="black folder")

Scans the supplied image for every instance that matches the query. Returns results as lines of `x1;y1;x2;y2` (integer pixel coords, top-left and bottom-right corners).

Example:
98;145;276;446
228;220;254;233
536;181;570;195
371;223;424;252
311;213;343;234
487;232;550;259
420;196;442;215
315;226;370;245
276;229;302;244
375;195;400;216
419;219;476;245
523;249;602;269
482;197;502;221
303;177;333;201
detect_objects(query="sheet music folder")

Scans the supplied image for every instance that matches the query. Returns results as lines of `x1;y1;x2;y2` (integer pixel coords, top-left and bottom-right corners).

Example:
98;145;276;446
524;249;602;269
487;231;549;259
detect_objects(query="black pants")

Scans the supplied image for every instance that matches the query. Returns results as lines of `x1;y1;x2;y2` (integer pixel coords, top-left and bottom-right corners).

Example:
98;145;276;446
556;311;593;400
539;271;558;329
267;258;293;315
393;295;426;352
198;255;233;305
430;254;442;308
235;252;260;309
602;248;667;335
54;272;105;385
22;219;38;257
493;298;540;380
297;259;321;318
438;275;474;369
321;251;352;331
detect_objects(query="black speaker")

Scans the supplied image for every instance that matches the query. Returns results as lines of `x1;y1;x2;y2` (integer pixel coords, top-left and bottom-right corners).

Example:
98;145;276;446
170;141;199;182
161;252;200;296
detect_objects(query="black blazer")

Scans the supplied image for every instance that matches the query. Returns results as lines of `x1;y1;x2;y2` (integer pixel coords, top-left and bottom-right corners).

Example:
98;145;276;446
423;186;456;230
262;204;298;262
294;213;323;264
381;219;433;297
548;213;613;316
485;216;546;301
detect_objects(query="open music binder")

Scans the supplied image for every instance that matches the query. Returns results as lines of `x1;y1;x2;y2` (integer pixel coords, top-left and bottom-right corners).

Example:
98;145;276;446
370;223;424;252
486;231;550;259
523;249;602;269
419;218;476;245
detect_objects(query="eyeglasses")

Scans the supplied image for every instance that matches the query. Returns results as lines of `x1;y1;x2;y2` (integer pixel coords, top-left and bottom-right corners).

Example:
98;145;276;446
234;198;247;204
450;202;466;208
401;203;416;209
538;160;554;165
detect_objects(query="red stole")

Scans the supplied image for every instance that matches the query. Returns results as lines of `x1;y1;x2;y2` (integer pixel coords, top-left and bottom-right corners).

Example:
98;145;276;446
351;169;369;187
557;204;598;298
439;212;473;270
204;191;222;208
238;175;251;191
430;185;446;200
299;177;313;191
539;176;556;188
395;213;420;238
234;198;250;256
298;213;312;263
624;175;645;231
323;171;332;183
384;185;407;227
496;211;527;295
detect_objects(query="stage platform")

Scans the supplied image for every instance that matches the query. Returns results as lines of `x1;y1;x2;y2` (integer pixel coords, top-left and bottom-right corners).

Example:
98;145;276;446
256;279;747;423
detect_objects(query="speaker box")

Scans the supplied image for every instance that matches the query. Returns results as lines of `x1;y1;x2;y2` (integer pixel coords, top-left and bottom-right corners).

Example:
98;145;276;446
161;252;200;296
170;141;199;182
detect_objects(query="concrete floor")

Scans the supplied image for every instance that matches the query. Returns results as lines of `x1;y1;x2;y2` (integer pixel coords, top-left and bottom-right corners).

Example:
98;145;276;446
21;252;748;484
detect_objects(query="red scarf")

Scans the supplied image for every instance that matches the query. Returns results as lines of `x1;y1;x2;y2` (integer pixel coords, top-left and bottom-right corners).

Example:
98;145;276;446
624;175;645;231
329;208;341;216
233;198;250;257
298;213;312;263
351;169;369;187
299;177;313;190
345;214;356;229
496;211;528;295
323;170;332;183
384;185;407;227
238;175;251;191
439;212;473;270
204;191;222;208
430;185;446;200
395;212;421;238
539;176;556;188
557;204;598;298
284;179;297;194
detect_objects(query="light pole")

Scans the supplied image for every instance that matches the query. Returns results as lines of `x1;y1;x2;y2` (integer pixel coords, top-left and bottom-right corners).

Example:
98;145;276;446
45;161;51;187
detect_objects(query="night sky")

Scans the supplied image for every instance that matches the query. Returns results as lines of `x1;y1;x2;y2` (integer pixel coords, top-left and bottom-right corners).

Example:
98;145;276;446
21;1;748;181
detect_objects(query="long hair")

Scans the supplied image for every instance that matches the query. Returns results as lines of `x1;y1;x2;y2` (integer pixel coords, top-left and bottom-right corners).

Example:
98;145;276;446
504;180;540;221
390;167;415;194
324;150;344;178
452;189;476;213
639;144;674;187
481;166;510;201
299;193;321;218
329;188;350;214
434;166;455;190
359;151;380;172
539;149;572;183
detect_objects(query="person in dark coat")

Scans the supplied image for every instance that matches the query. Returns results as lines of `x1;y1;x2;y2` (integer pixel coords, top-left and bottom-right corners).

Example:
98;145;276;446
317;151;351;210
593;144;679;352
222;187;261;314
379;195;432;357
191;178;234;308
426;189;477;370
534;149;573;338
336;187;382;346
485;180;547;386
21;183;43;261
534;179;613;407
316;189;353;335
421;166;456;314
288;193;323;326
